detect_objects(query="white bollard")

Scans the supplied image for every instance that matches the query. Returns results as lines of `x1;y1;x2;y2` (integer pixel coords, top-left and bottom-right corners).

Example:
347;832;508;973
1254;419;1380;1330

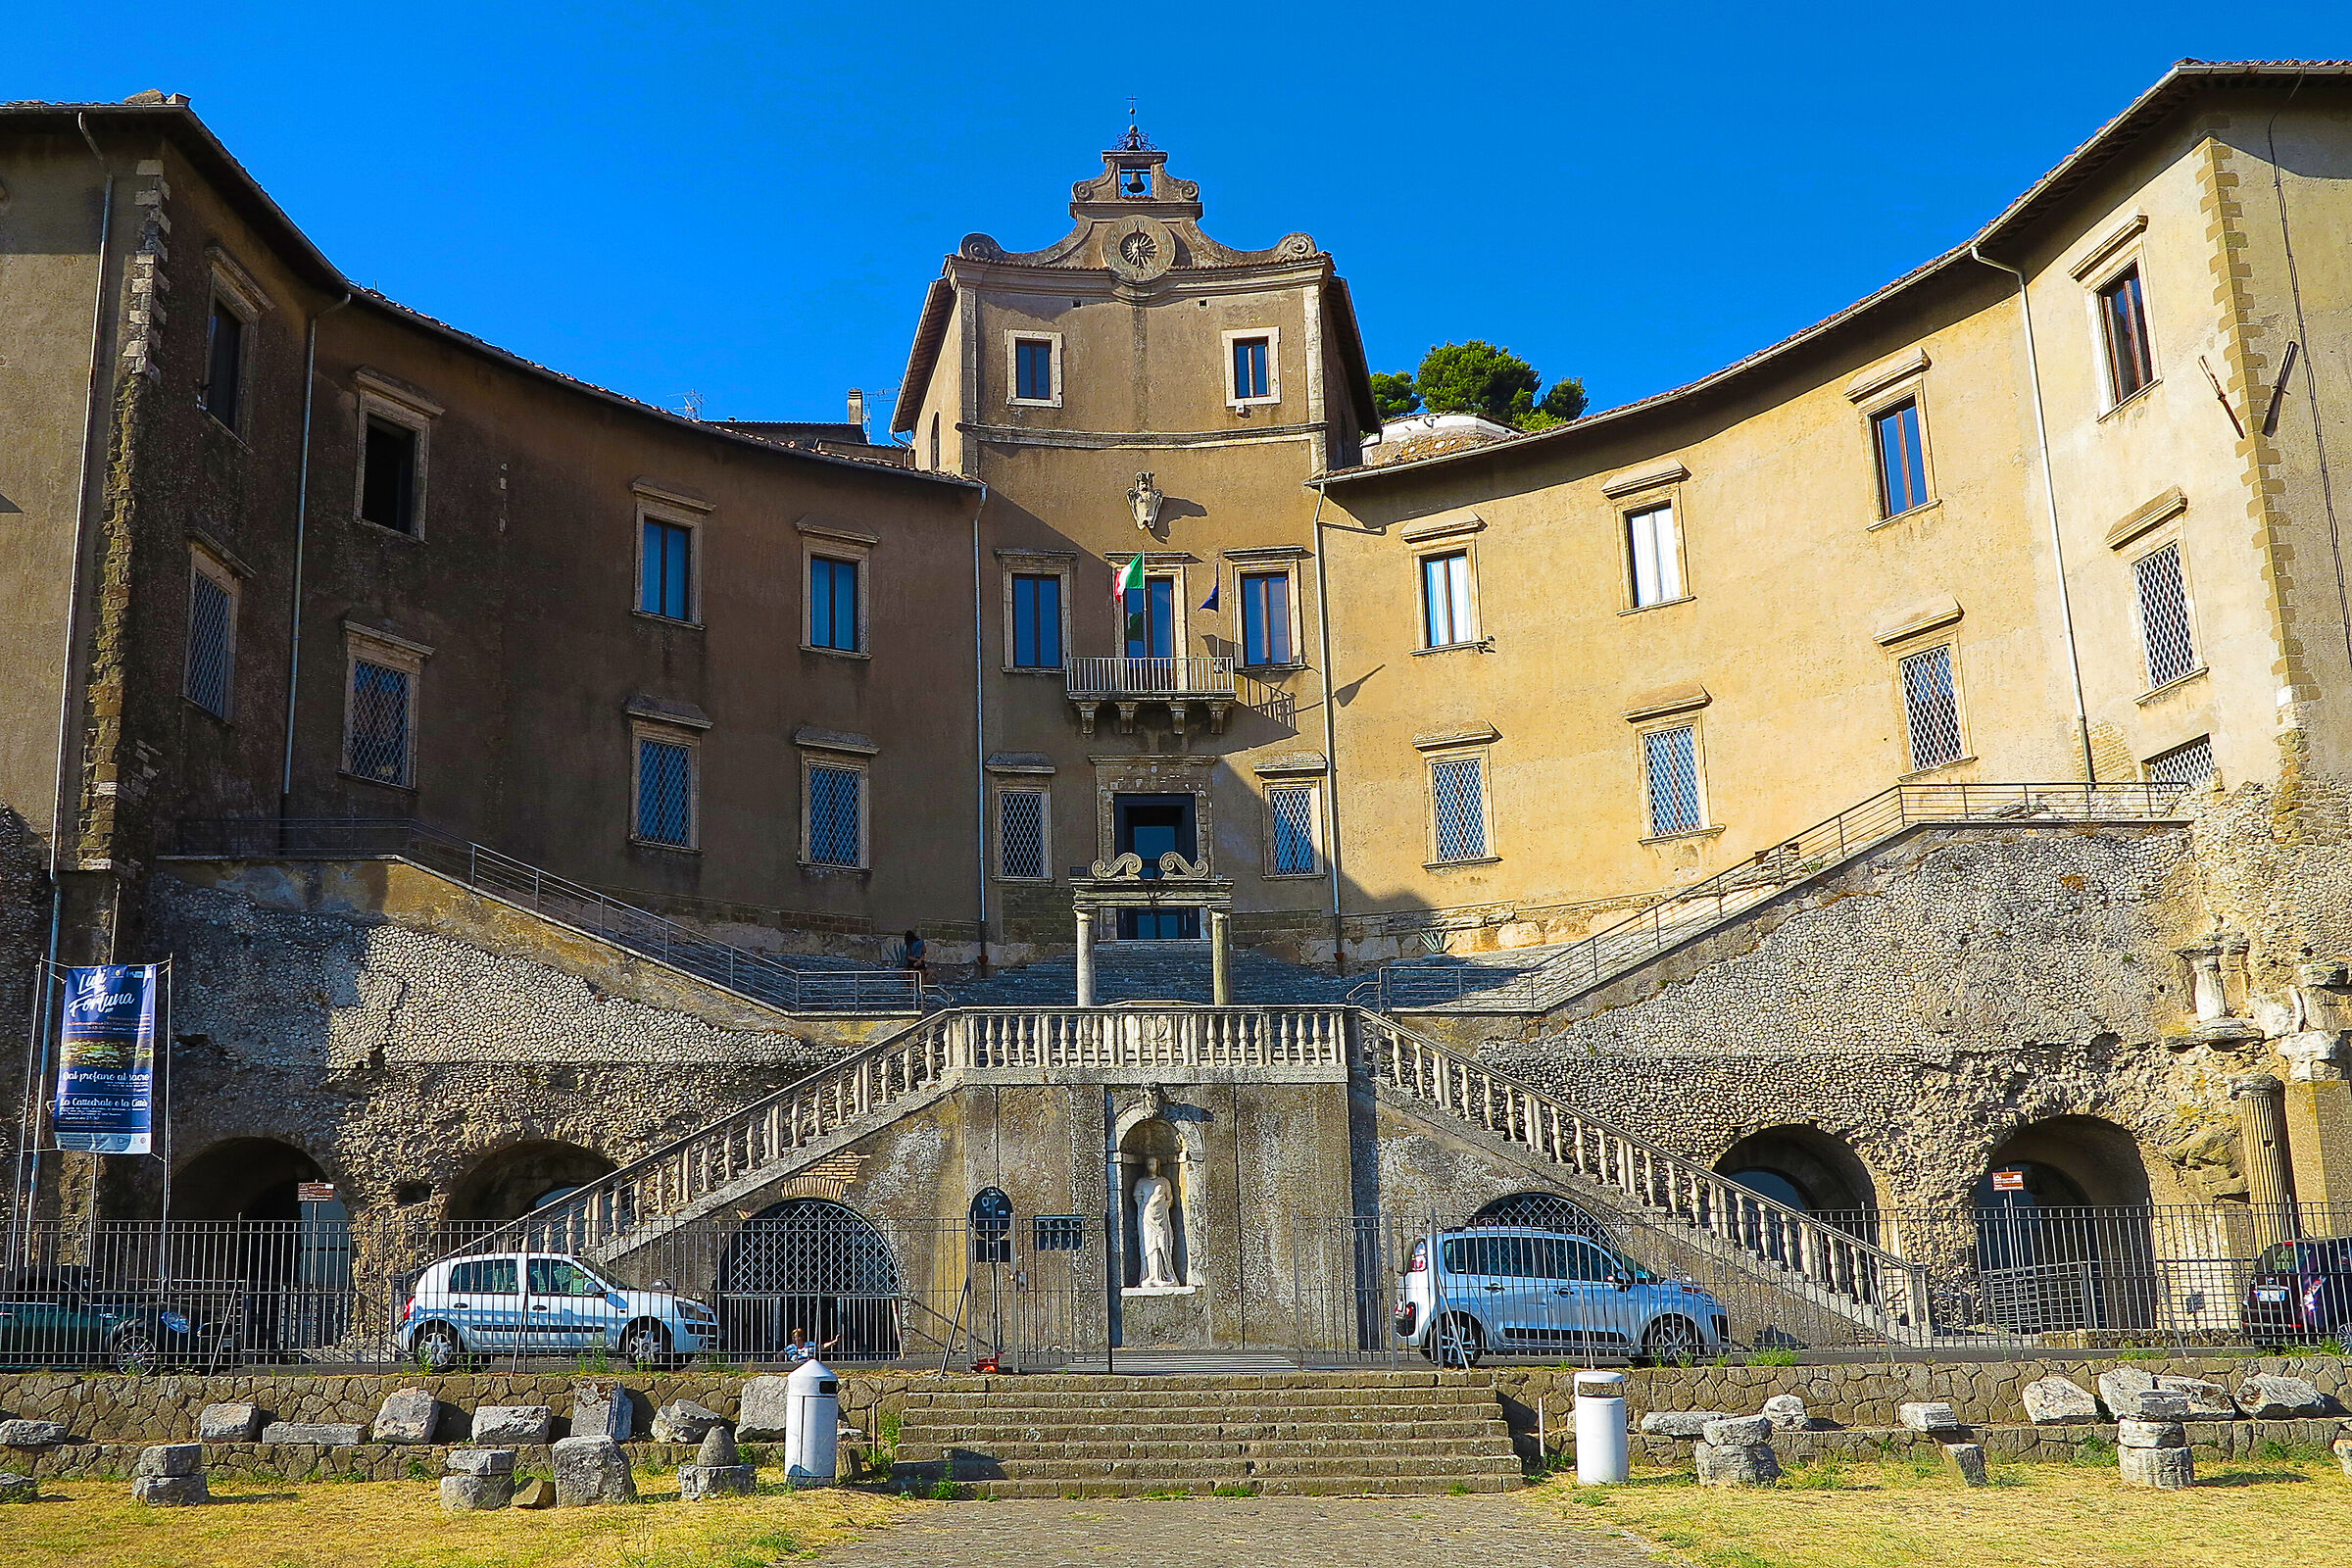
1574;1370;1630;1485
781;1359;840;1487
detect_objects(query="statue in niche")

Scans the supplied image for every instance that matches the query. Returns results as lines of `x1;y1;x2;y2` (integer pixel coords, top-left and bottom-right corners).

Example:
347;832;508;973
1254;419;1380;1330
1133;1155;1181;1288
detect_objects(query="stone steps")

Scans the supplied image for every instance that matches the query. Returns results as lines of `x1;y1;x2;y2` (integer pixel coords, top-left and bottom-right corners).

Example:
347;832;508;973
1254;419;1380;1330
890;1371;1522;1497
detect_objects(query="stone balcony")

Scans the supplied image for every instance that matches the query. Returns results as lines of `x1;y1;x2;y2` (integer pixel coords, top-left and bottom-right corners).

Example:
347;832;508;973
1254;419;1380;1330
1065;656;1235;738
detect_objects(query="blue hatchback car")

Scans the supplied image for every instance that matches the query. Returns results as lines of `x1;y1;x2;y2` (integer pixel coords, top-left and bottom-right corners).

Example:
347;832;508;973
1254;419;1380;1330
399;1252;717;1369
1393;1226;1729;1365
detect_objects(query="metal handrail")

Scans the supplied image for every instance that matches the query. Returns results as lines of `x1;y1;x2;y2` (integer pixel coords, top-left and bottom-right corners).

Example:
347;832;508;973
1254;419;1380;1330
170;815;926;1014
1349;780;2191;1013
1065;656;1236;698
1355;1012;1933;1339
446;1005;1348;1266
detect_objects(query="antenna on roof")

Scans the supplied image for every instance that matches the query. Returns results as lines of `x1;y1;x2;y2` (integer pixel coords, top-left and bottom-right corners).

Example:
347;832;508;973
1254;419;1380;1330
679;389;705;420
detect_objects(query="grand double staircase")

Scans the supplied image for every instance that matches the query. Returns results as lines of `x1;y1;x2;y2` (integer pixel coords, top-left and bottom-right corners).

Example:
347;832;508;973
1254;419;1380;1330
457;1004;1931;1346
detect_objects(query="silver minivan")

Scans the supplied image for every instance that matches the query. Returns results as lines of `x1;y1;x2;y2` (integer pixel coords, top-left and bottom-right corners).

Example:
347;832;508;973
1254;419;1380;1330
1392;1225;1728;1365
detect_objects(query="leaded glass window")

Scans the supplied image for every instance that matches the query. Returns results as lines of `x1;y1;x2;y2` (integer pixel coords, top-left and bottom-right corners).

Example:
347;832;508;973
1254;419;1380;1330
1270;784;1316;874
636;738;693;846
1643;725;1704;837
184;568;233;719
808;763;862;866
1900;645;1964;771
347;660;413;786
2145;735;2215;788
1431;757;1488;862
1000;789;1047;880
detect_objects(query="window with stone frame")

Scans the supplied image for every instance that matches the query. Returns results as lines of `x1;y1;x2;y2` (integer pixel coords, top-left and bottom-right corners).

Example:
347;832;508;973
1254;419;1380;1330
1899;644;1965;771
807;761;864;867
999;788;1049;880
1268;783;1318;875
634;735;695;847
2098;264;2156;404
1430;755;1490;862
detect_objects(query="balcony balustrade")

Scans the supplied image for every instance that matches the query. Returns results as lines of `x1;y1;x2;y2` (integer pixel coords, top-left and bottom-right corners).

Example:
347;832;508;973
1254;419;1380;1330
1065;656;1235;737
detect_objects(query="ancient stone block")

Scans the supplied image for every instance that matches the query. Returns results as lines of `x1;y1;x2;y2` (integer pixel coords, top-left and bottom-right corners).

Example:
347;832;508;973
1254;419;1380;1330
260;1423;364;1446
678;1464;756;1500
445;1448;516;1476
1897;1402;1960;1433
134;1444;203;1478
2333;1436;2352;1479
199;1403;263;1443
131;1475;210;1506
2238;1374;2328;1418
0;1420;69;1447
1759;1395;1812;1430
697;1426;740;1468
1700;1415;1774;1446
440;1474;514;1512
736;1377;793;1441
0;1473;35;1503
1640;1410;1733;1440
470;1406;554;1445
2119;1444;2195;1489
1941;1443;1988;1486
1694;1440;1781;1487
551;1436;637;1506
513;1478;557;1509
651;1399;726;1445
373;1387;440;1445
569;1383;633;1443
2021;1375;2100;1424
2095;1366;2156;1417
2116;1419;2185;1449
2152;1376;2237;1418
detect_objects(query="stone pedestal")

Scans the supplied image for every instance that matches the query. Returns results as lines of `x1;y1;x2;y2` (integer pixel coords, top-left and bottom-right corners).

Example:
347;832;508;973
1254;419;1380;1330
1118;1284;1210;1348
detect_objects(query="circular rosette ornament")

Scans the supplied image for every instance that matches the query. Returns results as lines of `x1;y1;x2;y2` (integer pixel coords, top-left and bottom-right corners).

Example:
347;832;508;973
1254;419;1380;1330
1105;218;1177;282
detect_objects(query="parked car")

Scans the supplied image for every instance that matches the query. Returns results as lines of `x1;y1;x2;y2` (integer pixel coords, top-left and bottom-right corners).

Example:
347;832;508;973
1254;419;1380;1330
1392;1225;1729;1366
397;1252;718;1370
2244;1235;2352;1340
0;1267;241;1373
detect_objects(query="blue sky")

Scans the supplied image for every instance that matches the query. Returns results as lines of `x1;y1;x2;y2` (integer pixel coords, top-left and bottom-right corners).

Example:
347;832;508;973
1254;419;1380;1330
14;5;2343;436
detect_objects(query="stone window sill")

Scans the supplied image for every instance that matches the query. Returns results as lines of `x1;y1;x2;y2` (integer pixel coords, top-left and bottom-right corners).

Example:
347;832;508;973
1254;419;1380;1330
1425;855;1500;870
1899;754;1978;782
800;860;870;879
1413;640;1492;658
1263;869;1322;881
1639;824;1724;847
2135;666;2209;706
337;769;416;793
1620;596;1694;616
355;516;424;545
628;836;701;856
1003;665;1064;676
633;610;704;631
1868;498;1943;532
802;643;872;662
2098;378;2162;422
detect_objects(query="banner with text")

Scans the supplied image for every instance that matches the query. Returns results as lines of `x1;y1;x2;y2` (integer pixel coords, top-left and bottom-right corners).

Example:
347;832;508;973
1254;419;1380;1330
52;964;159;1154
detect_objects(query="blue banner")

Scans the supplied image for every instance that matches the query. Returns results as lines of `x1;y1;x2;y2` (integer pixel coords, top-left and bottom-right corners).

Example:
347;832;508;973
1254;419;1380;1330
52;964;159;1155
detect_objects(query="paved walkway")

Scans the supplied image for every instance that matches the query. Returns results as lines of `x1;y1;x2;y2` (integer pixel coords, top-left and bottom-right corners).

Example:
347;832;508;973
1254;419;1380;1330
808;1492;1662;1567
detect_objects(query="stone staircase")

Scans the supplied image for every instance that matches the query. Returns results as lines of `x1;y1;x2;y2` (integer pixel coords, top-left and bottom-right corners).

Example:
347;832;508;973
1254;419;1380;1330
954;941;1354;1007
889;1371;1522;1496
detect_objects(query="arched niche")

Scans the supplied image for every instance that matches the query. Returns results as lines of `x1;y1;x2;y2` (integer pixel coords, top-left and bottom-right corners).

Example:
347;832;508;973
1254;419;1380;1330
1112;1095;1206;1292
445;1140;618;1224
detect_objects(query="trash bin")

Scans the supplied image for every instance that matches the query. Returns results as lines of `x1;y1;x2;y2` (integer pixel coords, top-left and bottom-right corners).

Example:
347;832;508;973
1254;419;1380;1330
782;1358;839;1487
1574;1369;1629;1485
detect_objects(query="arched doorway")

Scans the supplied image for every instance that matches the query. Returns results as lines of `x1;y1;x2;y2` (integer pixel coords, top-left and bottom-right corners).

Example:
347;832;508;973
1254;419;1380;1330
1975;1116;2155;1332
445;1141;618;1224
714;1200;903;1361
1715;1126;1881;1254
1470;1191;1612;1241
171;1138;348;1356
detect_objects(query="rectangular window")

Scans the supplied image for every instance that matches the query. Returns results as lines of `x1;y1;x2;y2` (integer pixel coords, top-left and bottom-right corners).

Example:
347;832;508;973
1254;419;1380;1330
202;299;244;430
2098;266;2155;404
1232;336;1271;401
808;763;863;866
346;660;414;786
1420;551;1475;648
361;417;419;533
184;565;234;720
1124;575;1176;660
1011;573;1063;668
1431;756;1489;862
1626;504;1683;608
2133;542;2198;689
999;788;1048;880
1269;783;1317;875
809;556;861;652
1872;399;1930;517
640;518;694;621
1642;725;1705;837
1014;338;1054;402
1239;570;1293;666
635;737;694;847
2146;735;2215;788
1899;645;1965;771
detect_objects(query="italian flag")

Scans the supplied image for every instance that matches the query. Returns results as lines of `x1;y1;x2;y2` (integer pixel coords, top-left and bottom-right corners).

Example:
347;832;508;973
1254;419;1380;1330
1112;553;1145;608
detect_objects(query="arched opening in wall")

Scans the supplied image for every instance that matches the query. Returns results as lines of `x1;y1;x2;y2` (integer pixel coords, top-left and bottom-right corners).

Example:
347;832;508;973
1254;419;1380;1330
1975;1116;2157;1333
444;1142;618;1227
715;1199;903;1362
1715;1126;1882;1255
170;1138;349;1356
1470;1192;1611;1241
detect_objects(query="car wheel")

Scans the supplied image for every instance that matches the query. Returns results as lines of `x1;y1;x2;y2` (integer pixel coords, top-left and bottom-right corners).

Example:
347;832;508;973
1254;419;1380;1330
620;1320;671;1370
110;1325;161;1375
1641;1315;1704;1364
1424;1312;1484;1369
412;1322;466;1373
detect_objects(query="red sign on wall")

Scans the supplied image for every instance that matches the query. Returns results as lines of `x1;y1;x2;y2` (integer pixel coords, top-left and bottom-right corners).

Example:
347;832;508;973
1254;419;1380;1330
296;1182;337;1204
1990;1169;2026;1193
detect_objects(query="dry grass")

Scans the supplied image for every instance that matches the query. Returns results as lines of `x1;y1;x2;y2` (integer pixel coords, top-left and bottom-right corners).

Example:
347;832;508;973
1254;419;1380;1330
0;1472;930;1568
1535;1454;2352;1568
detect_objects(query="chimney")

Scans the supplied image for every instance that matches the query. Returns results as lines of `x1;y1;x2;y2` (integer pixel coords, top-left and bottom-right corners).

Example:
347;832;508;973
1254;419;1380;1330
847;388;865;435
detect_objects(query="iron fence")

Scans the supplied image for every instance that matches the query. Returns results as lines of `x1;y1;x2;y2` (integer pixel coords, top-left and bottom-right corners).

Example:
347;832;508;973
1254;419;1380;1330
169;816;928;1012
1349;780;2191;1012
